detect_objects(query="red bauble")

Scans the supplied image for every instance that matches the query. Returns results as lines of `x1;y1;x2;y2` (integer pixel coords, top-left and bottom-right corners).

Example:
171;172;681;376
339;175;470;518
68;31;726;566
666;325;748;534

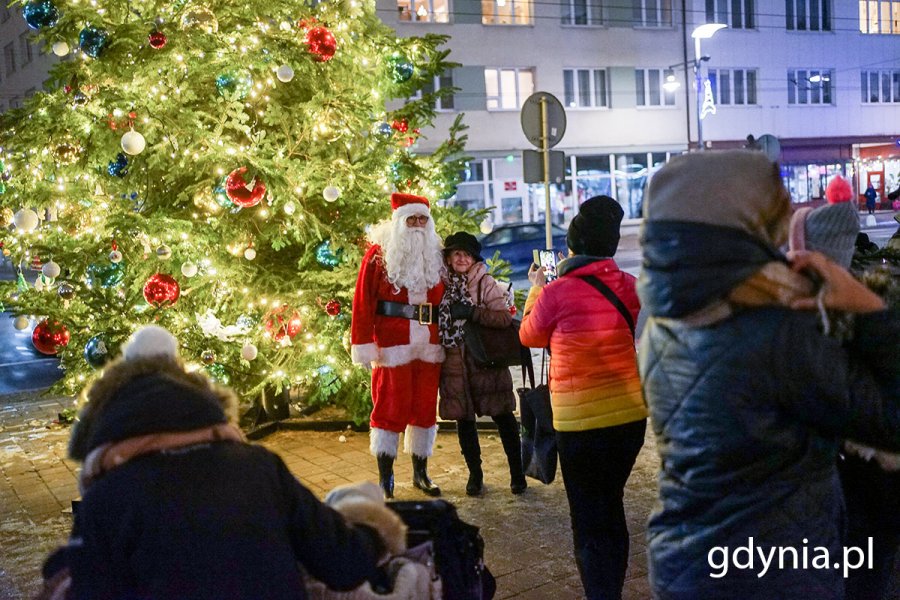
508;305;518;316
148;30;167;49
32;319;70;355
391;119;409;133
305;26;336;62
265;305;302;341
143;273;180;307
225;167;267;208
325;299;341;316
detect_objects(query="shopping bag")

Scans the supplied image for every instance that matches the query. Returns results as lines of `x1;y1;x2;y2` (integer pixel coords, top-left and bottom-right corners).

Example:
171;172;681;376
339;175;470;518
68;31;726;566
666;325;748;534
517;352;557;484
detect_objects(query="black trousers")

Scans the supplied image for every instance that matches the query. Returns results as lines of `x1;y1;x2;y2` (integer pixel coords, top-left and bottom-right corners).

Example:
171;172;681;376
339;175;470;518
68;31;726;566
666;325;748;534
556;419;646;600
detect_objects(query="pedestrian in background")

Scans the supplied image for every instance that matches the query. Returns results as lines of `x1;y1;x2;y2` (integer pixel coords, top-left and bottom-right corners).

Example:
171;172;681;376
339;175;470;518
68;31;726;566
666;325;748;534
437;231;526;496
864;183;878;215
40;325;405;600
519;196;647;600
638;150;900;599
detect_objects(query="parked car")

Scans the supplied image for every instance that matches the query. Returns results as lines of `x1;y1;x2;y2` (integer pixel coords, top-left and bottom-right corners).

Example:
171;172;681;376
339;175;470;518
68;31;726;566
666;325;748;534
478;222;569;275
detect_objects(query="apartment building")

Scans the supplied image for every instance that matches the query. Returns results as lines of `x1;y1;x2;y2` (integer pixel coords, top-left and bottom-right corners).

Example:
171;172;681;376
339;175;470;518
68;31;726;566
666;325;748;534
0;4;56;113
380;0;900;223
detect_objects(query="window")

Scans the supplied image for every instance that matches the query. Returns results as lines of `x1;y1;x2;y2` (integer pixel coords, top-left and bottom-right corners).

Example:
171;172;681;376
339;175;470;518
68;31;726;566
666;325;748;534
420;72;455;110
482;0;532;25
563;68;608;108
635;68;676;106
787;69;833;105
633;0;672;27
859;1;900;33
484;68;534;109
561;0;603;25
861;69;900;103
3;43;15;77
396;0;449;22
708;68;758;105
786;0;831;31
19;32;33;67
706;0;754;28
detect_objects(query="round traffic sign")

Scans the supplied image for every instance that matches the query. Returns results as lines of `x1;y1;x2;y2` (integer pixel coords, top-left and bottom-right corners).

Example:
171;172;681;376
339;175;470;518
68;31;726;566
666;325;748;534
521;92;567;149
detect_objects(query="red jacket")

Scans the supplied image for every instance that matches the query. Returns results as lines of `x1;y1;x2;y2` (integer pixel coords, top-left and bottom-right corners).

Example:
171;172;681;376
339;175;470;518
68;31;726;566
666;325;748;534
351;244;444;367
519;257;647;432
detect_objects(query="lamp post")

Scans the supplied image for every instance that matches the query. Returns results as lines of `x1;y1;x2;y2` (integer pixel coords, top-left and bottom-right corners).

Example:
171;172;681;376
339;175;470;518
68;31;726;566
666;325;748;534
690;23;726;151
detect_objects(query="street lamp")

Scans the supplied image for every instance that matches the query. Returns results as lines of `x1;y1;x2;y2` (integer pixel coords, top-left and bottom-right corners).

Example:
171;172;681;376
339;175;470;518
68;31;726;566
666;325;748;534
690;23;726;151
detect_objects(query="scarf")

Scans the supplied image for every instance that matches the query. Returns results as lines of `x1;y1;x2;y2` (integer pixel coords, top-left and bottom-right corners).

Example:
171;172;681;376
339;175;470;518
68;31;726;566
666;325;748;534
438;270;473;348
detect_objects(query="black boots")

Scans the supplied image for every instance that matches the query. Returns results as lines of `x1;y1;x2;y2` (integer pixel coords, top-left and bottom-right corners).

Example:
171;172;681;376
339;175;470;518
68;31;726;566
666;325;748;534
376;453;395;499
457;420;484;496
496;413;527;495
412;455;441;496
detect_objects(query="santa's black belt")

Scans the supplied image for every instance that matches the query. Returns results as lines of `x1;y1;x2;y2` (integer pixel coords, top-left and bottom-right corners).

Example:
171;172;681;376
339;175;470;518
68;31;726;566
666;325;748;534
376;300;434;325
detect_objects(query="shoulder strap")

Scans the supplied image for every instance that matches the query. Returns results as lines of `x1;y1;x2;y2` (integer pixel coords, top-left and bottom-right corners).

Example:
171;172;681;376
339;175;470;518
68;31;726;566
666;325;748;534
578;275;635;339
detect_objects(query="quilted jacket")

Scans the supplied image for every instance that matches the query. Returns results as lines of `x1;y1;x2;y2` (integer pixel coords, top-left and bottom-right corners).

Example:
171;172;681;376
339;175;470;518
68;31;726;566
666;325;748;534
638;222;900;599
519;256;647;432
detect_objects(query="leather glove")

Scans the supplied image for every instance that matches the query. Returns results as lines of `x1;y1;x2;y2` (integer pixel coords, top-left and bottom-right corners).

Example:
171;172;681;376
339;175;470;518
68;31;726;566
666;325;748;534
449;302;475;321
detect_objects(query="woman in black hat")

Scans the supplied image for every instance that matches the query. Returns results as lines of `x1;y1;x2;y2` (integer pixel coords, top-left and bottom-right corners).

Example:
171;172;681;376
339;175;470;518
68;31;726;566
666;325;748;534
437;231;526;496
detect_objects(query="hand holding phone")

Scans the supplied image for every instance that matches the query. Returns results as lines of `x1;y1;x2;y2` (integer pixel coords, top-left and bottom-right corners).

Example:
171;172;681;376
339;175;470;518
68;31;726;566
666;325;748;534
532;249;558;282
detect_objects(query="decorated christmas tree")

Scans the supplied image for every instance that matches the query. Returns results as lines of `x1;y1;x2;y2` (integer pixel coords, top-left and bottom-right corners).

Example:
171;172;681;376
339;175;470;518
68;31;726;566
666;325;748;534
0;0;471;422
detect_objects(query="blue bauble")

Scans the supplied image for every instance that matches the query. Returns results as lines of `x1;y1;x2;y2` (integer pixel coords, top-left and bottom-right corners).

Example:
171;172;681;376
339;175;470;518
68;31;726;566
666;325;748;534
79;26;109;58
315;239;343;270
87;261;125;288
215;71;252;99
387;56;414;83
213;182;241;213
107;152;128;177
375;122;393;137
84;334;114;368
23;0;59;29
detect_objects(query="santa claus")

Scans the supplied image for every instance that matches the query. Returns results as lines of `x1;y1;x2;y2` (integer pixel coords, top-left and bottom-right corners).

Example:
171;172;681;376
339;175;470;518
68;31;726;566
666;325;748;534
351;193;445;498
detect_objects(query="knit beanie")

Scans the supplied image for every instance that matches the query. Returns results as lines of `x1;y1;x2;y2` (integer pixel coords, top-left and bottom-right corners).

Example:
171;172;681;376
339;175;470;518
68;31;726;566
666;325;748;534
566;195;623;257
788;176;859;268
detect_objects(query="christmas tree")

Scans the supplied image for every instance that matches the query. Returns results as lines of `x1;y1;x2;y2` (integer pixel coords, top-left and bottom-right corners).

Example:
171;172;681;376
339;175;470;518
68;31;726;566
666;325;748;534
0;0;471;422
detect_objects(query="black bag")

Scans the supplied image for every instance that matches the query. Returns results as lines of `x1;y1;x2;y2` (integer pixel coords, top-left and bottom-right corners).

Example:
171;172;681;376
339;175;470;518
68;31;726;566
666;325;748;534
517;352;558;484
388;500;496;600
463;319;526;369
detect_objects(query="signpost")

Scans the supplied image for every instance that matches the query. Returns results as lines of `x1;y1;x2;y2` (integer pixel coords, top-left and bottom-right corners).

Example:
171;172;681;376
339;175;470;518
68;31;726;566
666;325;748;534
521;92;566;250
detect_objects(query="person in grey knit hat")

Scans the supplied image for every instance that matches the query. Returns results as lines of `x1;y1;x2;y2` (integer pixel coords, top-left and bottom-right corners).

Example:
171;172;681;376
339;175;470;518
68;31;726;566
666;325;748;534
788;175;860;268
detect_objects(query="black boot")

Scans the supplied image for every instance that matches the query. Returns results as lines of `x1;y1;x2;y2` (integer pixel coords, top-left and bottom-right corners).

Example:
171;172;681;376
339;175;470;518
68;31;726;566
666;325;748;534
457;420;484;497
411;455;441;497
376;454;395;499
495;413;527;494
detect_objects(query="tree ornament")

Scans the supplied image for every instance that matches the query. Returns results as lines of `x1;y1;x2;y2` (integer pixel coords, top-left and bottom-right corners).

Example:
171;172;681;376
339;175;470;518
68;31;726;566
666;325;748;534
23;0;59;30
391;118;409;133
57;281;76;300
32;319;69;355
180;6;218;33
109;250;123;263
156;245;172;260
107;152;129;177
479;217;494;234
0;207;13;227
181;262;198;277
322;186;341;203
240;343;258;361
201;350;216;364
51;41;69;56
508;304;518;316
205;363;229;384
283;201;296;215
325;299;341;316
244;247;257;260
305;26;336;62
387;55;415;83
143;273;180;307
54;142;81;164
315;239;343;270
276;64;294;82
34;276;45;292
264;305;302;341
148;30;167;49
121;130;146;155
375;122;393;137
87;262;125;288
215;71;252;99
41;260;61;279
79;25;109;58
84;334;113;368
13;315;30;330
213;182;241;212
72;91;89;106
225;167;266;207
14;208;39;232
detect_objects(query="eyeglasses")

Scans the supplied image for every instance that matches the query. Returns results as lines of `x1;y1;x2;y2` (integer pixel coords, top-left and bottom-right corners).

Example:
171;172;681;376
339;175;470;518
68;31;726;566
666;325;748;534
406;215;429;225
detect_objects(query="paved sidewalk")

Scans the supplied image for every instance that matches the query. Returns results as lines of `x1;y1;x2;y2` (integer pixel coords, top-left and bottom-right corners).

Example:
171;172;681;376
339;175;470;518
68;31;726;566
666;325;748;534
0;391;658;599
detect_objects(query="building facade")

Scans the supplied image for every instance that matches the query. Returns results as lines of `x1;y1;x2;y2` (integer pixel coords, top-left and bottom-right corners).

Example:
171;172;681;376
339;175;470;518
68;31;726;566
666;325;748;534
0;4;57;113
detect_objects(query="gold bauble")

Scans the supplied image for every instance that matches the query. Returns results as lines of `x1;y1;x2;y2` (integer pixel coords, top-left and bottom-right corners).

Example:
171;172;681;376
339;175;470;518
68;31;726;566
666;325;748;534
0;207;13;227
180;6;219;33
53;142;81;165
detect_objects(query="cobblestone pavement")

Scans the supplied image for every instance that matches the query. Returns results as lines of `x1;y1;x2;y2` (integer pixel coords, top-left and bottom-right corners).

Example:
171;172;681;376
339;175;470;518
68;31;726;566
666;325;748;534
0;391;658;599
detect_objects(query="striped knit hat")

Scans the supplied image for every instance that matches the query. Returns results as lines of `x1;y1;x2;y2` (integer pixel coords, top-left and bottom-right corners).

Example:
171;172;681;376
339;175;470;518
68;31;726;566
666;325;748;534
788;176;859;268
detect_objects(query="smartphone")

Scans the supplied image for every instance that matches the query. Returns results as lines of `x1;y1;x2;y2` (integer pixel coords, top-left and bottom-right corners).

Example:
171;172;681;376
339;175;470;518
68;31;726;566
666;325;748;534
532;249;558;281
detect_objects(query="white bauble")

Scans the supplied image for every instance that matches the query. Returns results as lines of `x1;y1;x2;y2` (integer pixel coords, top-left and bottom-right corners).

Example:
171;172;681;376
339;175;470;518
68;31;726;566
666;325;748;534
181;262;198;278
244;248;257;260
41;260;61;279
52;41;69;56
121;130;146;155
276;64;294;83
323;186;341;203
241;343;258;361
109;250;123;263
13;208;39;232
34;276;44;292
13;315;30;330
479;219;494;235
156;245;172;260
283;201;296;215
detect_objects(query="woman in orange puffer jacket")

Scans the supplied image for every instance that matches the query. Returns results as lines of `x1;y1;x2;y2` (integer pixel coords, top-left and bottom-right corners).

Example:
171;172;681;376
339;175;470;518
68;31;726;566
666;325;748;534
519;196;647;600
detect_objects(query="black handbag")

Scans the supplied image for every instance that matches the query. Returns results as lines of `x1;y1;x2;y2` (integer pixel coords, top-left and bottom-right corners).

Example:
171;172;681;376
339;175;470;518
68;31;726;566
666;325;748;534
517;351;557;485
463;319;526;369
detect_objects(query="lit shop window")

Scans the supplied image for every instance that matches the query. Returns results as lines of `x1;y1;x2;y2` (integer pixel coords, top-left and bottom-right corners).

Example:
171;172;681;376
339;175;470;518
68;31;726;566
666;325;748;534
787;69;833;105
561;0;603;25
482;0;532;25
706;0;754;29
708;68;758;105
635;68;676;107
861;69;900;103
563;69;608;108
396;0;449;22
484;67;534;109
633;0;672;27
785;0;831;31
859;0;900;33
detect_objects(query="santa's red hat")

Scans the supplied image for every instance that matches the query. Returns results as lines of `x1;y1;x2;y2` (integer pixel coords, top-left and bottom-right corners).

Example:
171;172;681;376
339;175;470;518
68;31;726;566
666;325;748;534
390;193;431;222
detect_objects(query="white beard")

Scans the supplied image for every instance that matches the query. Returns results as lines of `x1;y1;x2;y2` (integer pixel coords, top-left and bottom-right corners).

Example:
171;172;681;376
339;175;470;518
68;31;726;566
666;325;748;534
369;216;444;295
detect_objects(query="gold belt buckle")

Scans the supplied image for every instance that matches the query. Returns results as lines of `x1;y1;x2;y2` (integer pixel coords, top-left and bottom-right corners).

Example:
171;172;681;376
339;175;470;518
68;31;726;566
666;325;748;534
417;302;433;325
